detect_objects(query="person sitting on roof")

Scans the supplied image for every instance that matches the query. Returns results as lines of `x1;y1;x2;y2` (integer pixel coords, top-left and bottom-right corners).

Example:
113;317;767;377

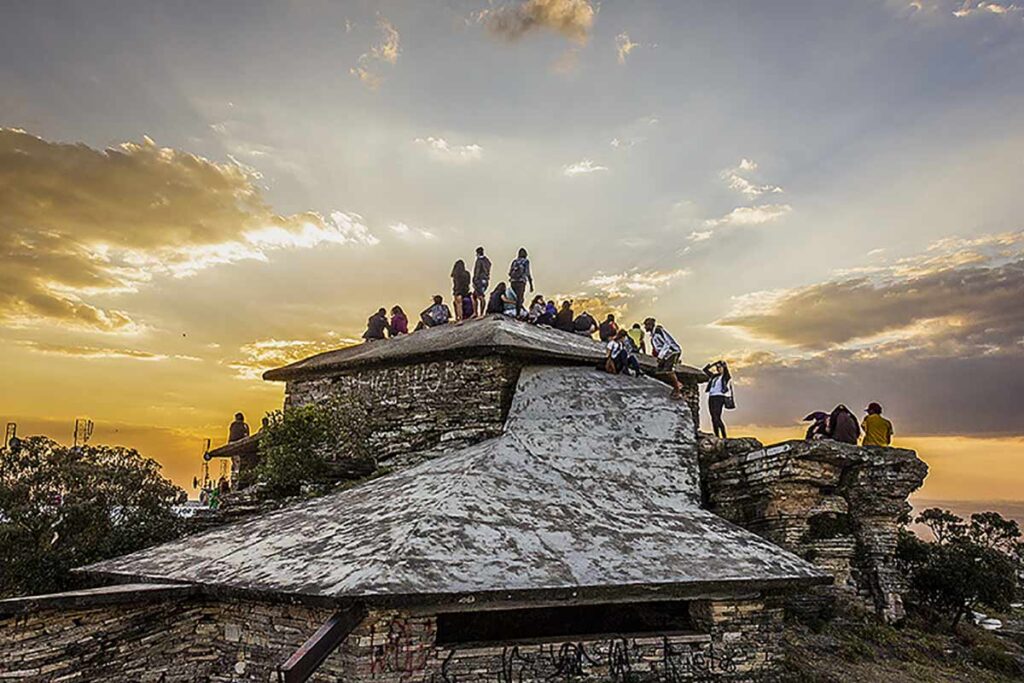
486;282;507;315
389;305;408;336
644;317;684;400
627;323;647;354
451;259;472;322
535;299;557;326
554;300;575;332
827;404;860;445
228;413;249;442
606;329;642;377
501;285;521;317
573;310;598;337
861;402;894;447
803;411;829;440
527;295;546;323
420;295;452;328
362;307;389;342
598;314;619;342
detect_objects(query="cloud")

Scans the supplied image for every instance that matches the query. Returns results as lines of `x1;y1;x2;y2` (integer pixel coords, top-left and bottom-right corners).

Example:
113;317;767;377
562;159;608;176
389;222;437;241
584;268;690;297
227;337;357;380
615;32;639;63
720;159;784;198
0;129;377;331
18;341;203;362
350;18;401;89
700;204;793;231
414;136;483;163
484;0;596;44
906;0;1023;18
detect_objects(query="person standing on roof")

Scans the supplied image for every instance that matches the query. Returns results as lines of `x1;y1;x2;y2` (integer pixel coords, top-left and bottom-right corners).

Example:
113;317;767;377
362;308;389;342
472;247;492;318
827;404;860;444
598;314;619;342
573;310;598;337
389;306;408;336
451;259;471;322
419;295;452;328
644;317;684;400
508;248;533;318
228;413;249;442
627;323;647;354
703;360;733;439
862;402;894;446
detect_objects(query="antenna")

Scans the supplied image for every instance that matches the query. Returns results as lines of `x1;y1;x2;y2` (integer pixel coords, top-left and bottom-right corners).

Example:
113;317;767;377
73;418;94;447
4;422;16;448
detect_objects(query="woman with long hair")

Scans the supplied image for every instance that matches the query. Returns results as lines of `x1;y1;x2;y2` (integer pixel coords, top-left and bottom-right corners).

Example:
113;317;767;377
703;360;733;439
450;259;471;322
528;295;545;323
389;305;408;336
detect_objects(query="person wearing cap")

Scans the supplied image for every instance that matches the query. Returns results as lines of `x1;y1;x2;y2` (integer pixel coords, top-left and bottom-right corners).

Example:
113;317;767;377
644;317;684;400
803;411;829;440
862;402;894;447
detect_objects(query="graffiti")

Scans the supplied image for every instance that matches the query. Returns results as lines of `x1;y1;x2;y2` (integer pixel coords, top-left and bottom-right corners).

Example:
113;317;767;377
368;618;436;677
361;361;457;396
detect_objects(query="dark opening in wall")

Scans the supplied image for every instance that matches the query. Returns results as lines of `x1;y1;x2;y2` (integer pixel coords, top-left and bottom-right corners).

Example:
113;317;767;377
436;600;696;646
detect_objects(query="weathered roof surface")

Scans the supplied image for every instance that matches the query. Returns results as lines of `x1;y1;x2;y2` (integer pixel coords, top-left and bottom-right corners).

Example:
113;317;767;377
0;583;197;616
263;315;705;381
84;366;827;602
204;433;259;461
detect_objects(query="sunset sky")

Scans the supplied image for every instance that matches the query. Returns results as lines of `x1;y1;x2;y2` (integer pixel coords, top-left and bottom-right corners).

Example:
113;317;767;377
1;0;1022;510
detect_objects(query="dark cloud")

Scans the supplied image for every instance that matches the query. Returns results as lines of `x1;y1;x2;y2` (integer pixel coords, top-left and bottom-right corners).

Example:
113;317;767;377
484;0;595;44
0;129;375;331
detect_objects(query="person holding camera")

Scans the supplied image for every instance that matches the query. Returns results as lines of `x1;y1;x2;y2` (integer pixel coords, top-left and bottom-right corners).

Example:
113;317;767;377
703;360;734;439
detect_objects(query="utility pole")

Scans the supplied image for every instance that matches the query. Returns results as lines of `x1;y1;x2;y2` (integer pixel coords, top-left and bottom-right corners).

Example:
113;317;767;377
73;418;94;448
4;422;16;448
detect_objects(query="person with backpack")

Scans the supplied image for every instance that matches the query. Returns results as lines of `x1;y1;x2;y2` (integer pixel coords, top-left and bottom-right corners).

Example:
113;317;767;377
472;247;492;318
508;248;533;318
419;295;452;328
644;317;684;400
554;300;575;332
703;360;733;439
573;311;598;337
451;259;471;322
598;314;619;342
827;404;860;444
362;308;389;342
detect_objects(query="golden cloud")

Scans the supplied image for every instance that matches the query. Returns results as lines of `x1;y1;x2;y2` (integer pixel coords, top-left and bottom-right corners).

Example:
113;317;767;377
485;0;596;44
0;129;377;331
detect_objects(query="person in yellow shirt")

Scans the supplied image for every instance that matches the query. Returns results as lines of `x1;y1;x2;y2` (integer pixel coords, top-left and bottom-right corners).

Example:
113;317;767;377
862;402;894;447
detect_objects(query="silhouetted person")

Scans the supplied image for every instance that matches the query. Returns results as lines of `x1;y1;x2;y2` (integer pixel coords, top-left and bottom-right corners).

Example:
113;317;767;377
472;247;492;318
599;314;619;342
554;300;575;332
573;311;598;337
486;282;507;315
645;317;684;400
451;259;471;322
420;295;452;328
389;305;409;336
362;308;389;342
228;413;249;442
862;402;894;446
828;404;860;444
803;412;829;440
218;476;230;495
703;360;733;439
508;248;533;318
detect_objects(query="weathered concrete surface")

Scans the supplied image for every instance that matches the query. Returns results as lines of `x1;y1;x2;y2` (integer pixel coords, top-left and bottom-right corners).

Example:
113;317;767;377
0;583;197;616
84;366;827;601
264;315;705;381
699;436;928;623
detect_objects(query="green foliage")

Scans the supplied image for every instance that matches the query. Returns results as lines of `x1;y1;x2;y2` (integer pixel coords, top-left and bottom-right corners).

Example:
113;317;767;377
255;395;372;496
0;436;184;598
898;508;1020;631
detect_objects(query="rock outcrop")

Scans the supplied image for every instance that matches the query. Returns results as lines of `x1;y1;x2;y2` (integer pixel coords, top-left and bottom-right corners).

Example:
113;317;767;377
698;436;928;623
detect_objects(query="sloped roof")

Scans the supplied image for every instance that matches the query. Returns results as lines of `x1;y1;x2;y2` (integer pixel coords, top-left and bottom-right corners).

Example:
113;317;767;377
84;366;827;603
263;315;705;381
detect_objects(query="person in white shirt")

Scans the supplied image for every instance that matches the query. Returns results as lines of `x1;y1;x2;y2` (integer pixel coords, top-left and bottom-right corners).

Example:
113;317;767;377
703;360;733;438
643;317;684;400
606;329;641;377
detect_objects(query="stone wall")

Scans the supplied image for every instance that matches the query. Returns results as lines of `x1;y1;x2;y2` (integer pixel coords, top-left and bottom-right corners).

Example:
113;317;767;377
698;436;928;623
1;595;783;682
284;356;523;465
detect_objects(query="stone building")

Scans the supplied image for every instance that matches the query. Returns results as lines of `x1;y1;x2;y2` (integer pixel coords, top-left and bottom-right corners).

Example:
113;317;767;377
0;316;926;681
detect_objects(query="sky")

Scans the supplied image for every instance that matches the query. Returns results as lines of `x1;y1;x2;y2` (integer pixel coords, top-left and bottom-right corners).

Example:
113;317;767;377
1;0;1022;511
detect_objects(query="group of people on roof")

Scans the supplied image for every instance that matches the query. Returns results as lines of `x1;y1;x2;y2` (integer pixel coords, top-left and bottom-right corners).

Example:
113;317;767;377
803;402;894;447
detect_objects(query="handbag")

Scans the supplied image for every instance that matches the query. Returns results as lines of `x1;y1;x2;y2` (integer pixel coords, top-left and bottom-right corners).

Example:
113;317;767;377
724;382;736;410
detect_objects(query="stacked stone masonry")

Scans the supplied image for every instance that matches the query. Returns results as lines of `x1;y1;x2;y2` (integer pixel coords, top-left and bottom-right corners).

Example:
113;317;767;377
0;596;784;682
698;436;928;623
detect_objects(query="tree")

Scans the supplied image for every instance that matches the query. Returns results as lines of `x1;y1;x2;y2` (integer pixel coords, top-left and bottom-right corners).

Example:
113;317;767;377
0;436;185;598
898;508;1020;631
255;395;373;496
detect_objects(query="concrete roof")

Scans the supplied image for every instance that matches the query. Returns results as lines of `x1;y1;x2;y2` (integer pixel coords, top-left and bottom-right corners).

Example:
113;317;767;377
85;366;827;603
263;315;705;382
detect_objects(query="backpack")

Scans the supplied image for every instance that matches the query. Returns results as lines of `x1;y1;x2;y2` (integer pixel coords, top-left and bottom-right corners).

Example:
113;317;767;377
509;258;528;282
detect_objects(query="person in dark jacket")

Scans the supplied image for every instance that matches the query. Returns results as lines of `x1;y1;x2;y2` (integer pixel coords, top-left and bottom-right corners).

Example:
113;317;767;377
451;260;471;322
472;247;492;318
554;300;575;331
573;311;598;337
598;314;619;342
803;411;829;440
486;283;507;315
535;300;557;326
828;404;860;444
228;413;249;442
703;360;732;439
389;306;408;336
508;248;533;318
362;308;389;341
